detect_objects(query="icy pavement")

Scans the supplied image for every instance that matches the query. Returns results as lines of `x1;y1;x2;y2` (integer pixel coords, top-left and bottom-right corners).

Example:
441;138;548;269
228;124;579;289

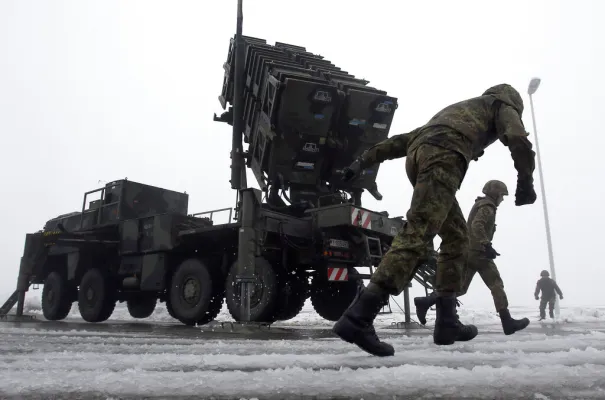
1;299;605;399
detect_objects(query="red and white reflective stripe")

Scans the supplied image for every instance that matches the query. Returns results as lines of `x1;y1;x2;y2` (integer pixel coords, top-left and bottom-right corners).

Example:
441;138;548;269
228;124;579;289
351;208;372;229
327;267;349;281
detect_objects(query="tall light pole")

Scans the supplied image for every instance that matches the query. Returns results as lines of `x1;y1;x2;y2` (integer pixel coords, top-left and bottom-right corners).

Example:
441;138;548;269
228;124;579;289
527;77;559;318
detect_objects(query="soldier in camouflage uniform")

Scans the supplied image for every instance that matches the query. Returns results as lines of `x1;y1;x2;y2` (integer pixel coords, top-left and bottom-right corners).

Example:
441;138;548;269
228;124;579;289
332;84;537;357
414;180;530;335
535;270;563;320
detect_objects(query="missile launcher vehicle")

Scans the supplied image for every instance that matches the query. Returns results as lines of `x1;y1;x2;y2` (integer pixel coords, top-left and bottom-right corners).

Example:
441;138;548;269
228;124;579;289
1;30;437;326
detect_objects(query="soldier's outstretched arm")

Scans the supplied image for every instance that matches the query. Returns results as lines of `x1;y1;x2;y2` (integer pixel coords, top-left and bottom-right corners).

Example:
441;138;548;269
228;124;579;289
496;104;537;206
470;205;496;248
554;281;563;297
341;128;420;182
534;281;541;299
359;128;418;169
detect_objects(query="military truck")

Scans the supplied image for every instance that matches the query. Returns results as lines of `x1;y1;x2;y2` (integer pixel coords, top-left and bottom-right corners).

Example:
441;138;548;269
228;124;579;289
0;180;225;325
1;7;437;326
0;174;413;326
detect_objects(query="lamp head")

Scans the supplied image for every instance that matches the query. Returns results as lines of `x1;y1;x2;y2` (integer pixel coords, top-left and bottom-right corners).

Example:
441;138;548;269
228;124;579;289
528;78;541;95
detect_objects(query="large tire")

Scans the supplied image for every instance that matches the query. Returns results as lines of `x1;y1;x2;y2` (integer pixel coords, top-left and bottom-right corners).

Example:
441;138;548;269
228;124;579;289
225;257;280;323
77;268;116;323
168;258;223;326
41;271;73;321
127;296;157;319
311;267;363;321
275;272;308;321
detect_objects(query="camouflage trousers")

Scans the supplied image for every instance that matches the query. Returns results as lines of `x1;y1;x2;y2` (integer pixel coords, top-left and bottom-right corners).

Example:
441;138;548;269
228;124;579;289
458;252;509;311
539;296;556;318
370;143;468;295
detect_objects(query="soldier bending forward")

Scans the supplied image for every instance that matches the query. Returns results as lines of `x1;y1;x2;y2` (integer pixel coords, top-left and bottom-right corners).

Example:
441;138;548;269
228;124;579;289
333;84;537;357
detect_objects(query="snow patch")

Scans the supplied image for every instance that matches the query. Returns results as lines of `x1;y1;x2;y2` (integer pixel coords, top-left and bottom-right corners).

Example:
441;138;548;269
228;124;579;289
2;300;605;398
1;362;605;398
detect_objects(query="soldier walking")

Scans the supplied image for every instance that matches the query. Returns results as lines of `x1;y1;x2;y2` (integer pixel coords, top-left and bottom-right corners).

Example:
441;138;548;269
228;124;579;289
535;270;563;319
332;84;537;357
414;180;530;335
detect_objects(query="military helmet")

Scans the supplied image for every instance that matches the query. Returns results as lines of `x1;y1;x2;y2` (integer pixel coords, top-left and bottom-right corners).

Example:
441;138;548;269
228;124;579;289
482;180;508;198
482;83;524;115
540;270;550;277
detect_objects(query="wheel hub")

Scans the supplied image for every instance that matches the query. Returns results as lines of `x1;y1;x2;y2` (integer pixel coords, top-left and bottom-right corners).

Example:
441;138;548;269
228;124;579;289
235;273;263;308
86;287;95;302
182;277;200;305
47;287;55;303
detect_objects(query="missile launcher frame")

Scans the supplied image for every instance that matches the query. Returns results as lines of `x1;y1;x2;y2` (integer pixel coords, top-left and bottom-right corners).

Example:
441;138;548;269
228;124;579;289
1;12;438;327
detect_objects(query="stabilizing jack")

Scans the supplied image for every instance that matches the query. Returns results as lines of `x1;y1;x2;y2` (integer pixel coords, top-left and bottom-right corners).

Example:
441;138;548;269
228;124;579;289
0;249;39;322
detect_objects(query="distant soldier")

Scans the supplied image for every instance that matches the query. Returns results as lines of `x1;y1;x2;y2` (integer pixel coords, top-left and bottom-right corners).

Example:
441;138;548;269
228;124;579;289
535;270;563;319
332;84;537;357
414;180;530;335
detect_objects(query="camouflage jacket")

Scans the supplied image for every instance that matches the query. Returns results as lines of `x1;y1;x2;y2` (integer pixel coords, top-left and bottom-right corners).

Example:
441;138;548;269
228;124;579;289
467;195;498;251
358;84;536;183
358;127;421;169
534;277;563;299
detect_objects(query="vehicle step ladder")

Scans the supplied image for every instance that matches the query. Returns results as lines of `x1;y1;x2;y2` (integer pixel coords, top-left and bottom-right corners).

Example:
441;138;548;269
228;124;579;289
365;236;392;315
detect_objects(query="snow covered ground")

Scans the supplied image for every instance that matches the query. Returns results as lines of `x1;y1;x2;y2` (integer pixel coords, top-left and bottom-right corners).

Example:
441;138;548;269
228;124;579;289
1;297;605;399
15;293;605;327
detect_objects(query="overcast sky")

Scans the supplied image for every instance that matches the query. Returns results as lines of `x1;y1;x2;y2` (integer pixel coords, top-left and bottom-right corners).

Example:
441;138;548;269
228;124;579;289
0;0;602;312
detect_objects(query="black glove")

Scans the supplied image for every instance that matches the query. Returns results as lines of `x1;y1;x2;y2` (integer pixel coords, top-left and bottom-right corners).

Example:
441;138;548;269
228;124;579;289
535;295;539;301
515;178;537;206
342;157;364;182
484;242;500;259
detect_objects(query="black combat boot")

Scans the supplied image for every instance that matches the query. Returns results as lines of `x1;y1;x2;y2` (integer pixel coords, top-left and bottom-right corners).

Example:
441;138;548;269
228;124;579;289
453;302;478;342
499;308;530;335
433;294;478;345
332;283;395;357
549;309;554;319
414;292;437;325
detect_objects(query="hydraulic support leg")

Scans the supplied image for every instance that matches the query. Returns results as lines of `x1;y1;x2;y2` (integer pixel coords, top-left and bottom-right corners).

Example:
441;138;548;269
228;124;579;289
236;189;261;321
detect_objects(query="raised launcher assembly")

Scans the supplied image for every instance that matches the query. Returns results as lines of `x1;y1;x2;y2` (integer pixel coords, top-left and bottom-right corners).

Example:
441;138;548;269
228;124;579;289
216;36;397;211
0;31;436;328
